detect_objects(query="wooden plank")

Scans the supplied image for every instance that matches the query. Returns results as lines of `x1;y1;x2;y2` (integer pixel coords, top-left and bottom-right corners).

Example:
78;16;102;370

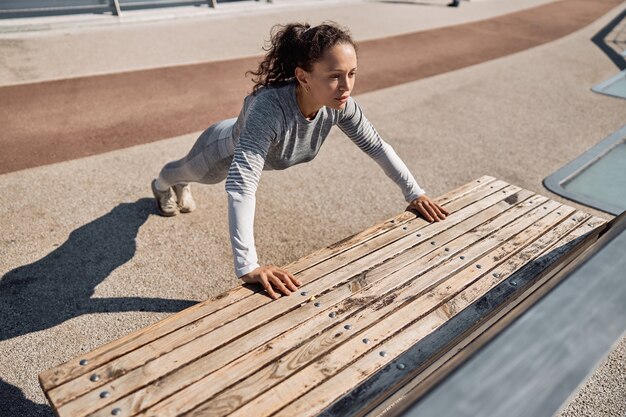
38;176;496;393
38;178;607;417
165;198;569;416
91;189;541;417
270;211;598;417
47;182;516;414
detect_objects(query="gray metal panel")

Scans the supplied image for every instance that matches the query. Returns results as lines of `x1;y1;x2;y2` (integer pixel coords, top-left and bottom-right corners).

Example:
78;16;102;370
592;69;626;100
0;0;113;18
543;125;626;216
400;213;626;417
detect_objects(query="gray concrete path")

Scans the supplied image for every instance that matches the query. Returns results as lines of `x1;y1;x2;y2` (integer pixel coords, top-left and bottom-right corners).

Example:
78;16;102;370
1;1;625;416
0;0;554;86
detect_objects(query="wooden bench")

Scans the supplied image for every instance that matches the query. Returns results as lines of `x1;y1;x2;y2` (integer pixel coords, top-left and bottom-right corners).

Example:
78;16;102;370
39;176;611;417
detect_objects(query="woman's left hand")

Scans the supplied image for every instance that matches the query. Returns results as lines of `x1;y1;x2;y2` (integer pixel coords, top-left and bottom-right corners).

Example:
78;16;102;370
408;195;450;222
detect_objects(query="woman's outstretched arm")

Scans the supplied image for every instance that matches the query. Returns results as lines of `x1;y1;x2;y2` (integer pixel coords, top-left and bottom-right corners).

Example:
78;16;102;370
225;94;301;299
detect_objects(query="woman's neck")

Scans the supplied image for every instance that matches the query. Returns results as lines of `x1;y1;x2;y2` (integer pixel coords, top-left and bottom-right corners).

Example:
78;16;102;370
296;84;321;120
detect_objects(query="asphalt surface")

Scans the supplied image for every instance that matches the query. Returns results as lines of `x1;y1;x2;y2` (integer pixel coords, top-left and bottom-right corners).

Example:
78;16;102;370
1;0;625;416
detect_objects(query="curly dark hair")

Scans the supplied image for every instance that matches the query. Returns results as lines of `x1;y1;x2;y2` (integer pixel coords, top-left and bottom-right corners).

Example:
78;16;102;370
247;21;358;94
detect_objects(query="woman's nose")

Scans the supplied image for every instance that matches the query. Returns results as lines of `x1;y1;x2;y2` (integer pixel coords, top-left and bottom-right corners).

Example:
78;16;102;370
339;76;351;91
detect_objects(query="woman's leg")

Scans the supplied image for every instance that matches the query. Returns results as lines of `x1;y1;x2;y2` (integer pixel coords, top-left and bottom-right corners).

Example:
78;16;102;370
155;117;237;190
152;118;237;215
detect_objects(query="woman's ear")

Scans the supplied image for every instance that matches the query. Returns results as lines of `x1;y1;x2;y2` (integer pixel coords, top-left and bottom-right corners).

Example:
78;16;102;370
295;67;310;90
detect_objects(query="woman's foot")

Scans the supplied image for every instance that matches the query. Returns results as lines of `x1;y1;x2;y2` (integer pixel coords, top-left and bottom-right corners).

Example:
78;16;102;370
151;179;179;216
173;184;196;213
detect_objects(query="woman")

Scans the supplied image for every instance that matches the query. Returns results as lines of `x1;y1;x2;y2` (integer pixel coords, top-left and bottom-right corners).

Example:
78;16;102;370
152;22;449;300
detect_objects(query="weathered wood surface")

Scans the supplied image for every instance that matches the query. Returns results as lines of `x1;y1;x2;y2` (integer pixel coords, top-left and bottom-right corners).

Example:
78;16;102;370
38;176;608;417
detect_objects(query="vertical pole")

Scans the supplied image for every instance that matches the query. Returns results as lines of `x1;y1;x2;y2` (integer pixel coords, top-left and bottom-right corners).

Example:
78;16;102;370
207;0;217;8
111;0;122;16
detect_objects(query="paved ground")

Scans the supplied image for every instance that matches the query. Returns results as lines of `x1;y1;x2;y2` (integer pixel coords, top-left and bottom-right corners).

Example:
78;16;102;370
1;0;625;416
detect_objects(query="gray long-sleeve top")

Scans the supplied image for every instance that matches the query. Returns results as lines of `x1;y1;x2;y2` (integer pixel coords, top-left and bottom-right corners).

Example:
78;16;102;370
225;80;425;277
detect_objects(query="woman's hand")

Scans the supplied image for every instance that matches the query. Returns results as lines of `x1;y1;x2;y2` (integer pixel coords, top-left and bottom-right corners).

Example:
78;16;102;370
241;265;302;300
408;195;450;222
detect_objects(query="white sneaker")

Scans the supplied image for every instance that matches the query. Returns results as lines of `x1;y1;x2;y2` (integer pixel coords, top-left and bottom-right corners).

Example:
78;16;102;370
173;183;196;213
151;179;179;217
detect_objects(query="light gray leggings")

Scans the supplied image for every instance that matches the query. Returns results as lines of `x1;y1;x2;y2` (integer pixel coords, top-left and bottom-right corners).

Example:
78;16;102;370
156;117;238;190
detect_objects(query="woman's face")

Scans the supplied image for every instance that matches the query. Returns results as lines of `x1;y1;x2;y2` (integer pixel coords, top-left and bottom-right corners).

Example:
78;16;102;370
302;42;358;110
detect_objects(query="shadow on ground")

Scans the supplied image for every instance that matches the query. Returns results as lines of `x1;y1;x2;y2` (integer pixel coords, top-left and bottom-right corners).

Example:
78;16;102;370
592;7;626;70
0;378;54;417
0;198;197;342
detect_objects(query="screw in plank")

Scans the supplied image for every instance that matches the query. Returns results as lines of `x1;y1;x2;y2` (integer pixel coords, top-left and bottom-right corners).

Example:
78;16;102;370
100;391;110;399
460;256;465;260
510;281;518;287
380;351;388;357
396;363;406;370
79;359;88;366
329;312;337;318
90;374;100;382
111;408;122;416
363;338;371;344
529;200;533;204
344;324;352;330
300;291;308;296
403;226;408;231
493;272;499;278
444;247;450;252
416;233;421;237
431;241;436;245
314;302;321;307
476;264;482;269
557;211;561;215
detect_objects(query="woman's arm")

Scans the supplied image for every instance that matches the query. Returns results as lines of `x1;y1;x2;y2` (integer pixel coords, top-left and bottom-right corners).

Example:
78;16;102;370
337;97;448;221
225;94;301;298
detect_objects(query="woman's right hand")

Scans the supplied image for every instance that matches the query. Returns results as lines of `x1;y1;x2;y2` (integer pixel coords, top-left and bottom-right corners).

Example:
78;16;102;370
240;265;302;300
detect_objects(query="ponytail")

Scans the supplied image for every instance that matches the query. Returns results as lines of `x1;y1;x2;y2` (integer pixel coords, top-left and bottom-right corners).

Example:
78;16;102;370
247;21;357;94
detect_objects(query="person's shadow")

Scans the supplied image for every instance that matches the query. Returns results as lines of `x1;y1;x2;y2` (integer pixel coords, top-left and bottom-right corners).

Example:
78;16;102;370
0;198;197;341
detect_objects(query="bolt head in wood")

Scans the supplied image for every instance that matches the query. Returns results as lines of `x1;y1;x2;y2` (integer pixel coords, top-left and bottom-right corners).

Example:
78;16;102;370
380;351;388;357
344;324;352;330
476;264;482;269
301;291;308;296
329;312;337;318
493;272;499;278
100;391;110;399
90;374;100;382
79;359;88;366
444;247;450;252
396;363;406;370
363;338;371;344
111;408;122;416
511;281;518;287
460;256;465;260
314;302;321;307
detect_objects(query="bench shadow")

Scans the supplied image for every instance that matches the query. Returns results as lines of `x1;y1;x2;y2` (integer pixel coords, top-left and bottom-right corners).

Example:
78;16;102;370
0;198;197;342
